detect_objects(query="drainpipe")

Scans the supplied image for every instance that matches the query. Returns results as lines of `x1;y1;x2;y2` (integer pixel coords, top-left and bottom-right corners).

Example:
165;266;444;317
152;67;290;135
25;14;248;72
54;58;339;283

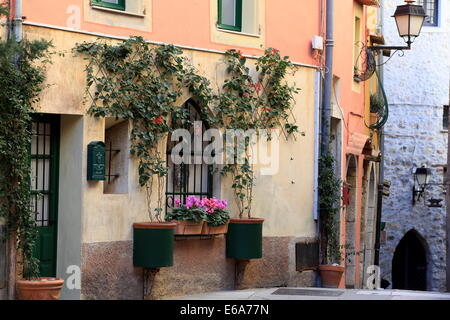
6;0;22;301
12;0;22;42
321;0;334;154
318;0;334;267
373;3;385;269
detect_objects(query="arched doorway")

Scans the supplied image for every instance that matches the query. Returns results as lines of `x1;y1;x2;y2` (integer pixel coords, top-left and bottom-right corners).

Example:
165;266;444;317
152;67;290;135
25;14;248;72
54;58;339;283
392;230;428;291
345;155;358;288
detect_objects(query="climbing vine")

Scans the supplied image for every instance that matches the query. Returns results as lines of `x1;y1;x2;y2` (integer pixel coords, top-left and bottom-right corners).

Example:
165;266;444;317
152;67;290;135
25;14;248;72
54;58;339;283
76;38;301;221
0;20;54;278
217;48;300;218
75;37;216;221
318;152;342;265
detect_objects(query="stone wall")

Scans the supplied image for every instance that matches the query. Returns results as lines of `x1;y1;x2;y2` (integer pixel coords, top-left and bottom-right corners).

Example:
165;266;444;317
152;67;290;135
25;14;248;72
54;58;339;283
80;236;316;300
380;0;450;292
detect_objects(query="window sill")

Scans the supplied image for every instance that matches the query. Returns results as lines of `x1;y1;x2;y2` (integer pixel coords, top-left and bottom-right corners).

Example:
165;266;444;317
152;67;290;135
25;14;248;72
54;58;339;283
217;27;261;38
440;129;448;133
91;5;145;18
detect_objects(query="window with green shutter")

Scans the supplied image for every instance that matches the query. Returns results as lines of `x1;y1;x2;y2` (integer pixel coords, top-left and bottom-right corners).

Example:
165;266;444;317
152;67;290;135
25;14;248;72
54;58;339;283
218;0;242;32
92;0;126;11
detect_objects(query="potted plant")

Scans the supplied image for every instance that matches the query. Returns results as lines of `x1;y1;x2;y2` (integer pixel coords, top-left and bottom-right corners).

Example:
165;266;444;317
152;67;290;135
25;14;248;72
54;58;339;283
76;38;216;268
318;152;344;288
201;197;230;235
165;196;206;235
0;13;65;299
217;48;300;260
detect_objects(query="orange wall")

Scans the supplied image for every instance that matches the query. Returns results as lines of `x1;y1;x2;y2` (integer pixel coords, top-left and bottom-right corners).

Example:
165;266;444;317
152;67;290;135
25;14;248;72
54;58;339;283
23;0;321;66
333;1;373;287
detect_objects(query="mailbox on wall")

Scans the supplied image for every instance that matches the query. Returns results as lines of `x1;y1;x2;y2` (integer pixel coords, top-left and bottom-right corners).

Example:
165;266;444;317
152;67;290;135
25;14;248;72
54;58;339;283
87;141;106;181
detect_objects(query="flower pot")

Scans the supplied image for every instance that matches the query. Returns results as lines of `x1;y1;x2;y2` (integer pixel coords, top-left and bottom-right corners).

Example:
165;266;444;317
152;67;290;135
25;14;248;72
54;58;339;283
171;220;204;235
318;265;344;288
201;221;229;235
16;277;64;300
133;222;176;268
226;218;264;259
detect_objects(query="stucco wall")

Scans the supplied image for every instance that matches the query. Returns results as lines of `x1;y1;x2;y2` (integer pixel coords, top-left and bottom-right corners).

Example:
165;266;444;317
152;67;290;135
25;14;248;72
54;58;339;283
380;0;450;291
22;26;317;243
24;24;318;298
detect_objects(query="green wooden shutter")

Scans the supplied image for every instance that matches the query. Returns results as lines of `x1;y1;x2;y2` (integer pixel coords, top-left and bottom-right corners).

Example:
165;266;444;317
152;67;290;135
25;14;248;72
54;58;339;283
91;0;126;11
218;0;242;32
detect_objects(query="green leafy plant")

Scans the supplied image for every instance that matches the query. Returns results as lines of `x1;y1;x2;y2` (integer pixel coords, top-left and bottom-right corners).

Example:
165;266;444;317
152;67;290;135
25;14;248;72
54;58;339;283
318;152;342;265
217;48;300;219
201;197;230;226
370;93;384;113
165;196;206;223
75;37;215;222
165;207;206;224
204;209;230;227
0;13;53;279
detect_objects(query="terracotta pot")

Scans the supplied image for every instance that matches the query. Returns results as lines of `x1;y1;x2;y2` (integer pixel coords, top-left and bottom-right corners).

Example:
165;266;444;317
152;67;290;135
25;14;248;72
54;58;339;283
171;220;204;235
201;221;229;235
16;277;64;300
318;265;344;288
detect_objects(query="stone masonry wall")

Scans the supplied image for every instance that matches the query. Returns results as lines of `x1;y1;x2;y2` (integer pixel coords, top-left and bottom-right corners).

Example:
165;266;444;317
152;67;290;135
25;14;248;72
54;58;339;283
380;0;450;291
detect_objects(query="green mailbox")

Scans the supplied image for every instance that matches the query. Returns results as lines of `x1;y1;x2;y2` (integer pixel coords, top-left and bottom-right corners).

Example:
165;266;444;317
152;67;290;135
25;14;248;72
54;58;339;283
87;141;106;181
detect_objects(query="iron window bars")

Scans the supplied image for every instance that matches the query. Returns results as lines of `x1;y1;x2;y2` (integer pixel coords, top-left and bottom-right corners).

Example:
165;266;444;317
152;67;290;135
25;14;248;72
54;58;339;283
165;100;213;213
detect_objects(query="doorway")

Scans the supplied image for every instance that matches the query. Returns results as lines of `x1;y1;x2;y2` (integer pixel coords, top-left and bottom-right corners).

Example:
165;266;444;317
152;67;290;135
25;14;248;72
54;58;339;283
30;114;60;277
392;230;428;291
345;155;358;288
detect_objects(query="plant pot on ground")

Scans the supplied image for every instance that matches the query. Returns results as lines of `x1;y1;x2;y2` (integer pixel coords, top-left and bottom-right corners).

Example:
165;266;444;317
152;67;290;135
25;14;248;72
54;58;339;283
16;277;65;300
318;265;344;288
165;196;206;235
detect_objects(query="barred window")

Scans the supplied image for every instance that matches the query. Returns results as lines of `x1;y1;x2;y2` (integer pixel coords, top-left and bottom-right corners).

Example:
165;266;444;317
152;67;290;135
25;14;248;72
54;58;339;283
417;0;439;26
443;105;449;130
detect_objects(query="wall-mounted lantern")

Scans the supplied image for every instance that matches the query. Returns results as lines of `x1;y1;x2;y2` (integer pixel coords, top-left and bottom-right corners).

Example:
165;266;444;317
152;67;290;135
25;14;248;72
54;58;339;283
369;0;426;51
412;166;431;205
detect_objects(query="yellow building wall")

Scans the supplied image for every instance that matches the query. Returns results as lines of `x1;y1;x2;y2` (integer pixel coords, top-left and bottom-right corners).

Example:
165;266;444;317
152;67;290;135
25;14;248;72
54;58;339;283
24;25;317;243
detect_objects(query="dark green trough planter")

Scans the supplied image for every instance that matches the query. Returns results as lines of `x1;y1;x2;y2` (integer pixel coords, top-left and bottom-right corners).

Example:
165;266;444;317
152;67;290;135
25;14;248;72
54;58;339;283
226;218;264;259
133;222;176;268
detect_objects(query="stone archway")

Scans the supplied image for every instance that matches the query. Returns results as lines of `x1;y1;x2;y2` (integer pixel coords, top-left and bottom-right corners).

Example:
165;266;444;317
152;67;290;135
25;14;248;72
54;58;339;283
392;230;428;291
345;155;358;288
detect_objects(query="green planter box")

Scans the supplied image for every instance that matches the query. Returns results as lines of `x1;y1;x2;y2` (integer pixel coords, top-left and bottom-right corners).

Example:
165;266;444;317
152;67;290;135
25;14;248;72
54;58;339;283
226;218;264;259
133;222;175;268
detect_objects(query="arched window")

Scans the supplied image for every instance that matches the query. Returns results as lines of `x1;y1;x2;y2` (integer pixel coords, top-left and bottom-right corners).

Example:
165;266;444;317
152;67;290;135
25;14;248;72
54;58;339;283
166;100;213;211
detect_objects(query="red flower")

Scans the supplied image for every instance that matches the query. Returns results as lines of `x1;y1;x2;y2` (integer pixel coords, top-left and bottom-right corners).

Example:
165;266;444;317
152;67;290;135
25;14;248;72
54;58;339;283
153;116;164;124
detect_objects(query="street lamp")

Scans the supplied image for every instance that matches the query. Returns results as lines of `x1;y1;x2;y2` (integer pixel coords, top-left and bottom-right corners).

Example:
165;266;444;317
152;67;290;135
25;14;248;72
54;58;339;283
370;0;426;51
412;166;431;205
